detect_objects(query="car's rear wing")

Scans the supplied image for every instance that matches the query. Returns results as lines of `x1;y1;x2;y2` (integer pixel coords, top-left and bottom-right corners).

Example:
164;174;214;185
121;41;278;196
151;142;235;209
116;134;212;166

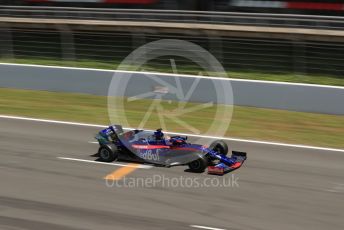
112;124;124;135
95;124;124;145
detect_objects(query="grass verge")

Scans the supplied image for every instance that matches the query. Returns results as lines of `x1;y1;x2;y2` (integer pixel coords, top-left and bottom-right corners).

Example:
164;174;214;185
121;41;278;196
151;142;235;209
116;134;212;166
1;88;343;149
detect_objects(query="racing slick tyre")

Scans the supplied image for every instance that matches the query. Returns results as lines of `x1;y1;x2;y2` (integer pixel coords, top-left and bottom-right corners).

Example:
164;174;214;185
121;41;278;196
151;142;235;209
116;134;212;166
209;140;228;156
188;156;208;173
98;144;118;162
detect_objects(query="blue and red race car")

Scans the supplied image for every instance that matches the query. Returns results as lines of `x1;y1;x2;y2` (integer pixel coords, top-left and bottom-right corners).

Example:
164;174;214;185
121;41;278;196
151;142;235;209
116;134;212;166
94;125;247;175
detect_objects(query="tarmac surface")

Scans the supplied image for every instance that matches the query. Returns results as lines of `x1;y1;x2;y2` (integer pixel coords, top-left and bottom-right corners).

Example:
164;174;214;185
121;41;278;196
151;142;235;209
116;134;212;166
1;63;344;115
0;117;343;230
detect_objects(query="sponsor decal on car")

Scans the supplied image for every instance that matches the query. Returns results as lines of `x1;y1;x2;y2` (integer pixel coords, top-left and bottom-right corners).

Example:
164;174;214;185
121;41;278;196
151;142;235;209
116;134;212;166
139;149;160;161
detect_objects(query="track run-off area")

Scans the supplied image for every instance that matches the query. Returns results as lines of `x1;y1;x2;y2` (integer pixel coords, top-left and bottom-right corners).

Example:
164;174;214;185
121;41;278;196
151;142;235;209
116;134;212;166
0;115;343;230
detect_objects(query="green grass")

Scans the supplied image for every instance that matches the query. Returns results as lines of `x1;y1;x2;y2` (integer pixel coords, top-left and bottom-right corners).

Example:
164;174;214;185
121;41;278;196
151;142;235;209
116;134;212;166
1;88;343;148
2;58;344;86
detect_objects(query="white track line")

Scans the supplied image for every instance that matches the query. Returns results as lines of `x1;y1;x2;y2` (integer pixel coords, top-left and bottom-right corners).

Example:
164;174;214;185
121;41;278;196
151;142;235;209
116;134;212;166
57;157;152;169
1;115;344;153
0;115;106;128
1;62;343;89
165;131;344;153
190;225;226;230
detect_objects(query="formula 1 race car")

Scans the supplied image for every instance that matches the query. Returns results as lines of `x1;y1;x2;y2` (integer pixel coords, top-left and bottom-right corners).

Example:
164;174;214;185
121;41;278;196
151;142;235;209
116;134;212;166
94;125;247;175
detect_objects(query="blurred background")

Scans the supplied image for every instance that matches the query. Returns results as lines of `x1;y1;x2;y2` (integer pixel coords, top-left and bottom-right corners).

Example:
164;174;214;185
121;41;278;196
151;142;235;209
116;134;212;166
2;0;344;15
0;3;343;230
0;0;343;147
0;0;344;84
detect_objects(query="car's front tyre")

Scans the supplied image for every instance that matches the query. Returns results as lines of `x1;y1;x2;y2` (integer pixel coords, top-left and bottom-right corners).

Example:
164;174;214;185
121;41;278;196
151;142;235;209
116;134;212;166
209;140;228;156
188;156;208;173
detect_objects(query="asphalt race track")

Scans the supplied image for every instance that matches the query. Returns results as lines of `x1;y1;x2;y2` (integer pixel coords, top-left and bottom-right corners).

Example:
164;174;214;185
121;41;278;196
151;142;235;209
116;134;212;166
0;117;343;230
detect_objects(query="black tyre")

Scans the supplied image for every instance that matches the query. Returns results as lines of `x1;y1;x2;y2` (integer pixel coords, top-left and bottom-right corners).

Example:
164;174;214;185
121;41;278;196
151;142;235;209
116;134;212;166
188;157;208;173
209;140;228;156
98;145;118;162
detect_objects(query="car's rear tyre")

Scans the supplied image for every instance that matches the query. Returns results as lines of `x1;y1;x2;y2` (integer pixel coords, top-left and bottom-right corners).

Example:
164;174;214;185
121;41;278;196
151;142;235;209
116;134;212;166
98;145;118;162
188;156;208;173
209;140;228;156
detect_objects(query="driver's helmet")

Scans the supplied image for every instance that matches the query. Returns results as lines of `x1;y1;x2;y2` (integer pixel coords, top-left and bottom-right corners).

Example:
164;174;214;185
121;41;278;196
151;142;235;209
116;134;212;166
154;128;164;140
